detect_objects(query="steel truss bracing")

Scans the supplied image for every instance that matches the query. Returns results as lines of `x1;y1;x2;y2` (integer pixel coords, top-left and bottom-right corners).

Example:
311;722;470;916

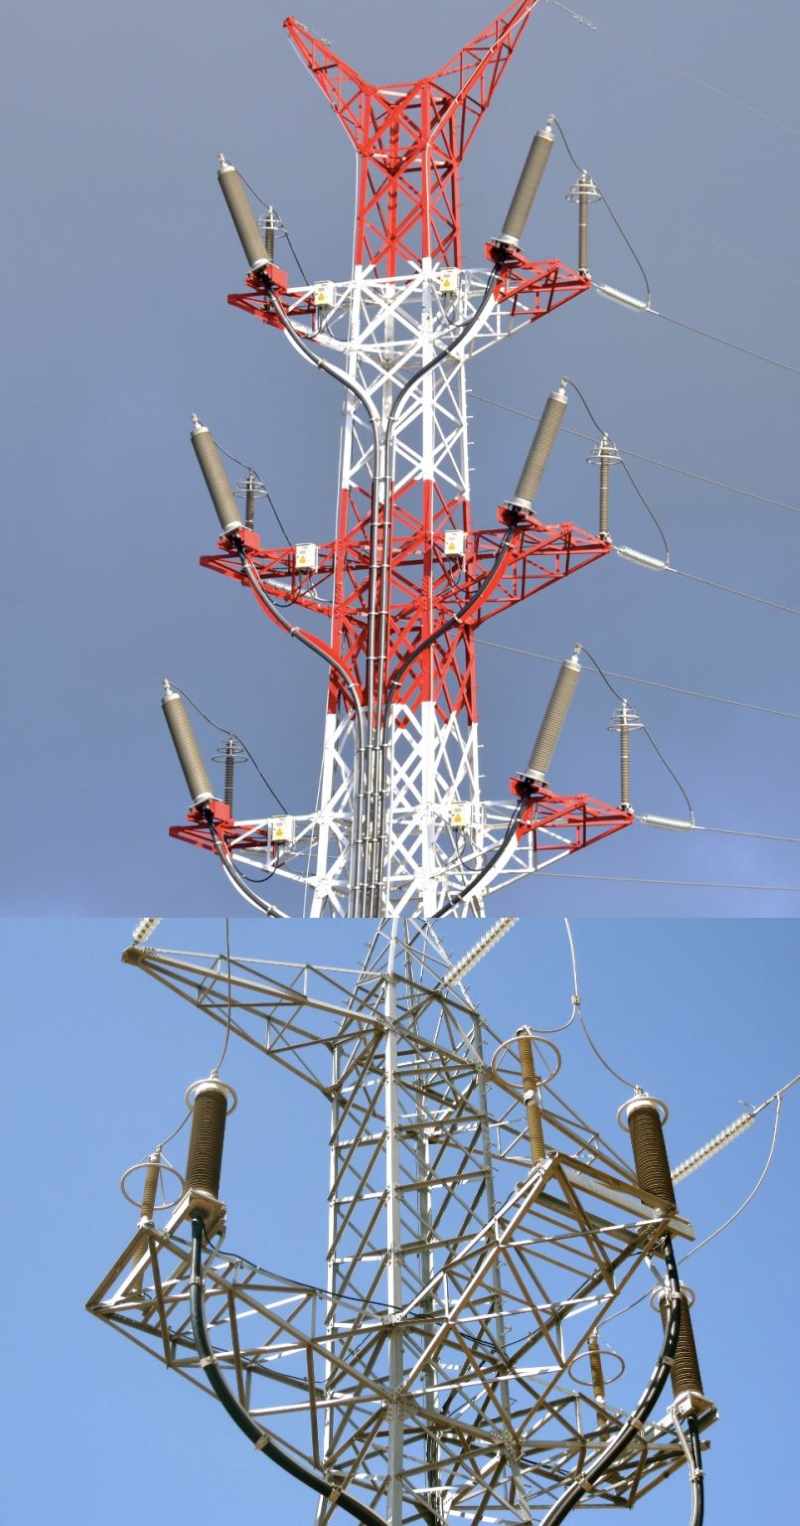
89;921;714;1523
170;2;633;916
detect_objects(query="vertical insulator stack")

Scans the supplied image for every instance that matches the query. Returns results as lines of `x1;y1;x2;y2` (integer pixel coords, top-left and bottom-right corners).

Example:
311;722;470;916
588;1333;605;1405
186;1081;229;1200
516;1029;546;1162
524;648;581;784
657;1288;705;1399
512;384;568;508
223;737;237;809
162;681;213;806
139;1156;160;1221
626;1096;677;1210
217;156;269;270
245;469;257;530
191;418;243;535
498;122;555;248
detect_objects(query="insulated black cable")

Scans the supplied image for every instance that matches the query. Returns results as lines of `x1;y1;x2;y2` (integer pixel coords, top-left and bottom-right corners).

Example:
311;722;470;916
687;1417;705;1526
189;1216;387;1526
238;551;368;908
386;528;517;706
366;266;503;913
265;290;380;912
433;808;523;920
208;818;284;918
539;1236;683;1525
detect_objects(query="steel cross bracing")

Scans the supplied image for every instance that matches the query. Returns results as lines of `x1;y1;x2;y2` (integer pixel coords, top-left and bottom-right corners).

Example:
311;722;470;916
90;921;714;1524
171;4;631;918
171;2;633;914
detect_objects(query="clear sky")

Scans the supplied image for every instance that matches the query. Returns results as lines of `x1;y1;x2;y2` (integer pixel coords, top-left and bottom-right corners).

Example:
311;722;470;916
2;916;797;1522
3;0;800;914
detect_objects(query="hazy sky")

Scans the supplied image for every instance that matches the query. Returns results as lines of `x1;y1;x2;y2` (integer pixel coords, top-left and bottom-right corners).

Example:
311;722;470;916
3;915;797;1521
3;0;800;913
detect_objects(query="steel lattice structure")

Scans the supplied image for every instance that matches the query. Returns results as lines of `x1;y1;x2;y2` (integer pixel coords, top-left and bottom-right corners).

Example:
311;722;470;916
88;919;714;1524
168;2;632;917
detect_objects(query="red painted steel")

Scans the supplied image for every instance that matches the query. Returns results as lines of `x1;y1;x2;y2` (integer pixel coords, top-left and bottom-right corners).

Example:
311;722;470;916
171;4;633;890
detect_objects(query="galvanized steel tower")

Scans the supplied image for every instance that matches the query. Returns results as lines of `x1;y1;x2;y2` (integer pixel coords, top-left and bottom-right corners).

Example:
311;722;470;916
89;917;715;1524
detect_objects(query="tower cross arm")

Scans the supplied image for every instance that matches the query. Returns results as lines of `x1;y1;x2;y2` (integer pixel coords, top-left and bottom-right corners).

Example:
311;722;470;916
283;3;540;161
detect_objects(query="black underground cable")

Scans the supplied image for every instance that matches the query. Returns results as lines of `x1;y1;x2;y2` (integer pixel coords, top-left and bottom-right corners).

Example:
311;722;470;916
539;1236;684;1525
189;1216;387;1526
687;1416;705;1526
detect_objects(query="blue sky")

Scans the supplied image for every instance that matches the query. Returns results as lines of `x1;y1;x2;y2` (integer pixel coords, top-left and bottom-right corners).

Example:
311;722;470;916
2;916;797;1522
3;0;800;913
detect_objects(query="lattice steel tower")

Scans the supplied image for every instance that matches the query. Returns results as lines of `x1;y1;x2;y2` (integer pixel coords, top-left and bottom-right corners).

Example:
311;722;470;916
165;3;632;915
89;918;714;1525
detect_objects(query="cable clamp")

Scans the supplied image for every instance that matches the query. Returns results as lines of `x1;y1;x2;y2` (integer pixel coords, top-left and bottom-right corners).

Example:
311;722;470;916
198;1354;217;1369
253;1433;271;1452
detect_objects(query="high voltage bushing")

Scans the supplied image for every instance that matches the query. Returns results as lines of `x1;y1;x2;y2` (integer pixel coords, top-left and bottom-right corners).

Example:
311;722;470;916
621;1093;677;1210
589;433;619;541
652;1286;705;1401
588;1333;606;1406
609;699;642;813
190;416;243;534
496;120;555;248
184;1077;237;1206
162;680;214;806
510;383;568;509
523;646;582;785
516;1028;547;1162
217;155;269;270
567;170;599;276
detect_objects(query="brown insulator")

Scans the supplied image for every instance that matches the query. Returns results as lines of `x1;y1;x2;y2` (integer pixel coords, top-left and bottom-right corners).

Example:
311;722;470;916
657;1288;704;1399
217;156;269;270
588;1333;605;1405
185;1081;228;1200
625;1096;677;1211
140;1156;160;1221
511;384;568;507
516;1028;546;1162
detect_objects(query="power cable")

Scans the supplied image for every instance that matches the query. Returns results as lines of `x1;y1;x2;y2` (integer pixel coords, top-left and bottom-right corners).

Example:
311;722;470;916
476;636;800;724
661;561;800;618
560;375;670;561
470;392;800;518
550;116;652;304
172;685;289;814
578;645;695;821
216;440;293;546
564;918;637;1089
544;871;800;894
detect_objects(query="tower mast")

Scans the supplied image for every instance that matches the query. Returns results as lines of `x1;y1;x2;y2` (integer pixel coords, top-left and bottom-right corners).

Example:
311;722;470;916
166;4;633;914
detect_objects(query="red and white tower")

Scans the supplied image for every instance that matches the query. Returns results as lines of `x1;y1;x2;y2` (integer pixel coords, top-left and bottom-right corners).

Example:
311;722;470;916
167;2;633;916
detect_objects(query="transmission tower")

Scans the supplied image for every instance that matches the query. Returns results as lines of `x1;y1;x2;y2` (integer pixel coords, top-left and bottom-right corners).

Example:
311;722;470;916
88;918;714;1524
162;1;633;918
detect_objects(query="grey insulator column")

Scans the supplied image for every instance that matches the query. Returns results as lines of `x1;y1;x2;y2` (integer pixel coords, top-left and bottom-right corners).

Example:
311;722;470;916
523;647;581;784
577;171;593;274
497;122;555;248
191;416;243;534
598;435;611;539
217;155;269;270
162;679;213;805
511;384;568;508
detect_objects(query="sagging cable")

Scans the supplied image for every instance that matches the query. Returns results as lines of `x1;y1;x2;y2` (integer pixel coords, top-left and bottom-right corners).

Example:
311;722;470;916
189;1216;387;1526
540;1238;683;1524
